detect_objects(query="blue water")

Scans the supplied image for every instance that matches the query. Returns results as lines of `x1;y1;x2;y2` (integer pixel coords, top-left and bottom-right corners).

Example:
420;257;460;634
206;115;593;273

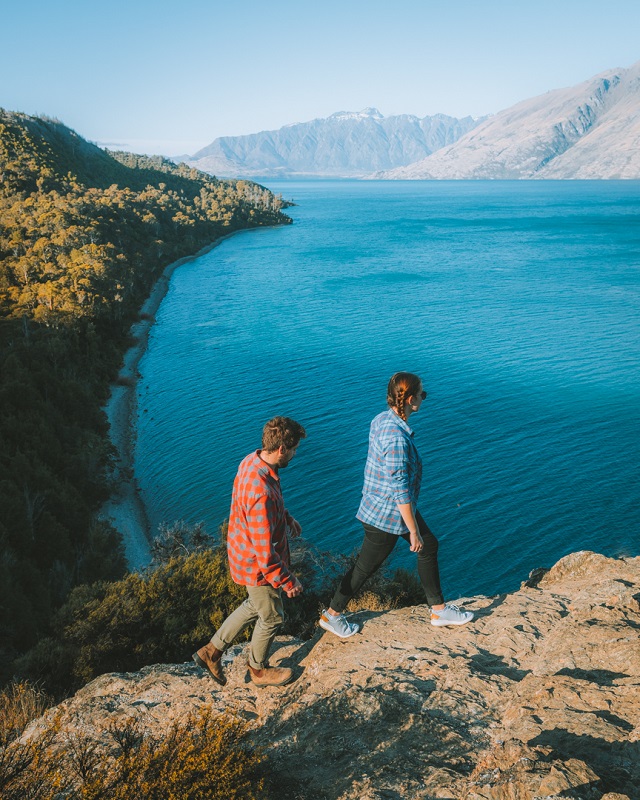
135;181;640;600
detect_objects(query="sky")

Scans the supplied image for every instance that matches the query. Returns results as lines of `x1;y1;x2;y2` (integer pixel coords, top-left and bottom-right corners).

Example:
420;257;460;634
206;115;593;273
2;0;639;157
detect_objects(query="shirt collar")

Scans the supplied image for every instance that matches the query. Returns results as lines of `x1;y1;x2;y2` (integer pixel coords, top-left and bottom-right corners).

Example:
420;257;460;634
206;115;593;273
387;408;414;437
254;449;280;481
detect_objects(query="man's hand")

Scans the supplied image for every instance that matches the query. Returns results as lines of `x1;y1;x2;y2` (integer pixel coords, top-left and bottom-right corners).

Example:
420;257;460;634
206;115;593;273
285;577;303;598
288;518;302;538
409;530;424;553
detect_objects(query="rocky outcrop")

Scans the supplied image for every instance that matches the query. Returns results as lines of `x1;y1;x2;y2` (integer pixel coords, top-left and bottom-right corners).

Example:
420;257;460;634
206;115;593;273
27;552;640;798
380;61;640;180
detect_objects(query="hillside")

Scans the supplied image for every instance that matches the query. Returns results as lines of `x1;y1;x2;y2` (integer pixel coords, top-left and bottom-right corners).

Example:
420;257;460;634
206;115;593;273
185;108;479;178
0;109;291;683
380;62;640;179
0;111;245;195
18;551;640;799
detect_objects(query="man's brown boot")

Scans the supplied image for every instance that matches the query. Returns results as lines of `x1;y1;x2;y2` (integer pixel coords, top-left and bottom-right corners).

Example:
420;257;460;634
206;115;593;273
247;663;294;687
192;643;226;686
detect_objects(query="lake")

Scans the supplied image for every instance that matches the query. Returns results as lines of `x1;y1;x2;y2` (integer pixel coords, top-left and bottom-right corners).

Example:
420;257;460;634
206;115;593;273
135;181;640;600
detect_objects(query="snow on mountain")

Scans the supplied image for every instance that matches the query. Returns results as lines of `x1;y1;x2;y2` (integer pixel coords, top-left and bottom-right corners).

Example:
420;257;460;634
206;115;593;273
328;108;385;121
379;62;640;180
185;109;479;178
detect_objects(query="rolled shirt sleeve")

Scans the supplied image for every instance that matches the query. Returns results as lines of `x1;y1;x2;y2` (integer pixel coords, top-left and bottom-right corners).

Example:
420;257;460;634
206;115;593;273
383;433;412;505
357;409;423;534
227;451;296;591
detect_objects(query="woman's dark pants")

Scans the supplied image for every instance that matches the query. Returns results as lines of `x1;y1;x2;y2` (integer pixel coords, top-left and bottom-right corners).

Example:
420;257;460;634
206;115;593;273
329;510;444;612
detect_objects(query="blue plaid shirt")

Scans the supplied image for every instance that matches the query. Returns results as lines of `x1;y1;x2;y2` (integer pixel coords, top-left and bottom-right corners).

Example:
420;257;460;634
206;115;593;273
357;409;423;535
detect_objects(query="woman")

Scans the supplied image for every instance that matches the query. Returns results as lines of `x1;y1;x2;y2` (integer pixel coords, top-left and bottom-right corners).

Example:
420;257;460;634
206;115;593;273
319;372;473;637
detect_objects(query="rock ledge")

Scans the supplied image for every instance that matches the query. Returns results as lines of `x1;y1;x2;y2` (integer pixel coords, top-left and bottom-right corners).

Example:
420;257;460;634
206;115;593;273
29;551;640;799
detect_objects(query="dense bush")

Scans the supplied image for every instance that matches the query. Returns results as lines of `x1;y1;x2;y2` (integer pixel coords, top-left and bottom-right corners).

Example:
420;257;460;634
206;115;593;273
75;710;266;800
16;520;426;697
17;544;246;696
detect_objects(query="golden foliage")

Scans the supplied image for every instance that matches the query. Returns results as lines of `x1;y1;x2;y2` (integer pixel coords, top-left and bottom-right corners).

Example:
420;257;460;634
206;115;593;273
0;109;291;682
344;567;424;613
76;709;265;800
0;681;52;736
0;681;66;799
0;683;268;800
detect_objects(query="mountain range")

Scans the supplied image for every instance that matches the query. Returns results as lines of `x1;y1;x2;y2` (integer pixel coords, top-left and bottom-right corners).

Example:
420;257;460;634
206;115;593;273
183;61;640;180
381;61;640;179
184;109;479;178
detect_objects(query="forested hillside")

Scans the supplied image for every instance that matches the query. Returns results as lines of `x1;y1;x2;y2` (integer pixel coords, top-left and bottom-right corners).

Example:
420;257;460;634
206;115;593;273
0;110;291;684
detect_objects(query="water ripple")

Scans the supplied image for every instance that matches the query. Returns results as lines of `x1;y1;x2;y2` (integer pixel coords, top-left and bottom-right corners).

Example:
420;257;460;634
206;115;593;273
136;181;640;599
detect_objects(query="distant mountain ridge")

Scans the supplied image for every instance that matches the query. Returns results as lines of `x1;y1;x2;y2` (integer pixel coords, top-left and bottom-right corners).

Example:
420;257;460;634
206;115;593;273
379;61;640;179
185;108;480;178
183;62;640;180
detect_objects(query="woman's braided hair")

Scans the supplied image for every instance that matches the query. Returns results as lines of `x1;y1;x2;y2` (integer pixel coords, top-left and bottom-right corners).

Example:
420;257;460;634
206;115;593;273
387;372;422;421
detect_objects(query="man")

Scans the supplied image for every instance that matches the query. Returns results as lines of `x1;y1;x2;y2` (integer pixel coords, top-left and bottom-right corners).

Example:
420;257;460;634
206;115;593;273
193;416;306;687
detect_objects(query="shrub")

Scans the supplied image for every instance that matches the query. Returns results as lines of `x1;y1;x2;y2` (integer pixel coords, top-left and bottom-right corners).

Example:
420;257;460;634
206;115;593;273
0;685;269;800
73;709;267;800
16;523;428;697
0;681;65;799
17;535;247;695
0;681;52;735
345;566;424;612
150;519;211;565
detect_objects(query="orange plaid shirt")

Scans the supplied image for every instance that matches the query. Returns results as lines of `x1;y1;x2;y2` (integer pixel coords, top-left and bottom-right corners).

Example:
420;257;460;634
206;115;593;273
227;450;296;591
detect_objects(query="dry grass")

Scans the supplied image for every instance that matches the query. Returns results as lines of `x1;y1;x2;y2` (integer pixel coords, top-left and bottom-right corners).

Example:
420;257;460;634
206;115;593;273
344;567;425;613
76;709;266;800
0;684;269;800
0;681;52;739
346;589;400;613
0;681;64;799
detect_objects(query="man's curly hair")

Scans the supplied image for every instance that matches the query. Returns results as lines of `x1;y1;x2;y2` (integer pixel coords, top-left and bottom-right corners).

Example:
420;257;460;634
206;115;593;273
262;416;306;452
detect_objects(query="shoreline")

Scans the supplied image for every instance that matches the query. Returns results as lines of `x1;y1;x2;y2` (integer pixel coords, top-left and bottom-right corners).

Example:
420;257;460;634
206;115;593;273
98;232;243;570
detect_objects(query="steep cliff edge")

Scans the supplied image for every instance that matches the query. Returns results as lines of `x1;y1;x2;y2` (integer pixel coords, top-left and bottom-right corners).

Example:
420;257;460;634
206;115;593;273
26;551;640;799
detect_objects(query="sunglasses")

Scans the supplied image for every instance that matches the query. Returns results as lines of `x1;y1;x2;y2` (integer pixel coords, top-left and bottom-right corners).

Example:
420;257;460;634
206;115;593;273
419;390;427;400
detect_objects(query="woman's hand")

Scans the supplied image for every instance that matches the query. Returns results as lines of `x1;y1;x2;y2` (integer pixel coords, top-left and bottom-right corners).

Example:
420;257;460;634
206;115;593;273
398;503;423;551
409;530;424;552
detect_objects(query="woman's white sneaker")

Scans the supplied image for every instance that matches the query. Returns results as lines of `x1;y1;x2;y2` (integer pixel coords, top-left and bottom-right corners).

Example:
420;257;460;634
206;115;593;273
430;603;474;627
319;610;360;638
